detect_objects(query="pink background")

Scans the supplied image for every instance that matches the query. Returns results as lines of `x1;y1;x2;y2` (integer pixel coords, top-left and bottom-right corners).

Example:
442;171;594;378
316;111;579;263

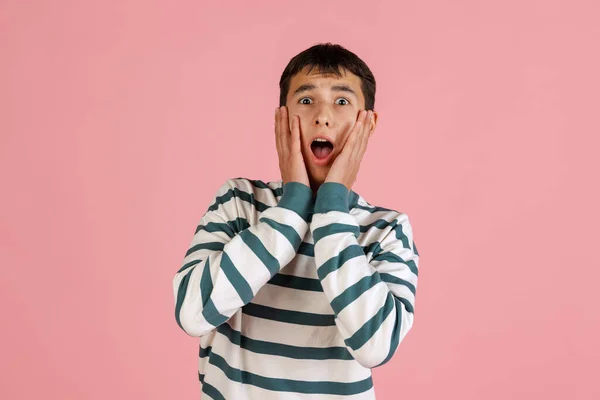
1;1;599;399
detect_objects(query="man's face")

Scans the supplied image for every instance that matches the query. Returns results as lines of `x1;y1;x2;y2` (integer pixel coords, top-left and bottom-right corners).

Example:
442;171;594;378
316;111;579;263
285;67;377;192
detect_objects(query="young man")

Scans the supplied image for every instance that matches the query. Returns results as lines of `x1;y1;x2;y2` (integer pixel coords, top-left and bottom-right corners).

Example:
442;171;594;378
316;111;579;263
173;43;420;399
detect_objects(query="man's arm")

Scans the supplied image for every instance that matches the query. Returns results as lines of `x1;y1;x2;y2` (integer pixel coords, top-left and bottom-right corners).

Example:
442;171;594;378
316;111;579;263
309;182;420;369
173;178;313;337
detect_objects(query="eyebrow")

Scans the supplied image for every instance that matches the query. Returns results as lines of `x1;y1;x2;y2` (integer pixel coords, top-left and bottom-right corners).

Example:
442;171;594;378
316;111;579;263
292;83;357;99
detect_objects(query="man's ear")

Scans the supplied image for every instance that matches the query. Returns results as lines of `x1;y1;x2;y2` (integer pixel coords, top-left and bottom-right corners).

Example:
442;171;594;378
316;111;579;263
369;111;378;137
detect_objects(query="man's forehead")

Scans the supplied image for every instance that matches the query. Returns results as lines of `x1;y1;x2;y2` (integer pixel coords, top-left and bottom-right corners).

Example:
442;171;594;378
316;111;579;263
291;68;359;88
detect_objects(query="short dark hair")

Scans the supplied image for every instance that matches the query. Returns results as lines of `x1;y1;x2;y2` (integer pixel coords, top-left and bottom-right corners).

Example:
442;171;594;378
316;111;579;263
278;42;376;111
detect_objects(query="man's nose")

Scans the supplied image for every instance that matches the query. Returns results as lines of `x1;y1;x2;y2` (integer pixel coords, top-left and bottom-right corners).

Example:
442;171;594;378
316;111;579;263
314;109;332;127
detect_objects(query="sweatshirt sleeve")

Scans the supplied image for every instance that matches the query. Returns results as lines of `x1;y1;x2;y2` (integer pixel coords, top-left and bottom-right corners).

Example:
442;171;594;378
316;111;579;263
173;178;313;337
309;182;420;369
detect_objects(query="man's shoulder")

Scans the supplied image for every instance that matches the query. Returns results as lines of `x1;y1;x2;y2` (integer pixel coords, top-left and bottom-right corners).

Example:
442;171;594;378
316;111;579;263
353;196;402;218
211;177;283;213
352;197;415;235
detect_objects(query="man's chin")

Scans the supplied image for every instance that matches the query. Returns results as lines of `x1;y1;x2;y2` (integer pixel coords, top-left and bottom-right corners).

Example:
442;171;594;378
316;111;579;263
308;174;326;194
305;157;331;190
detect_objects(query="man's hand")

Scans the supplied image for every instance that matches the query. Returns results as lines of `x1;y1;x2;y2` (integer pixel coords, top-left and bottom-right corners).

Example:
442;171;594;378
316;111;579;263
324;109;374;191
275;106;310;188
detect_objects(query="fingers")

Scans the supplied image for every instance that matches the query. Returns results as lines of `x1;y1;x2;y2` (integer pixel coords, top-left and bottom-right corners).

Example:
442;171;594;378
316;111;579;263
275;106;298;163
357;109;372;151
280;106;302;154
359;110;372;139
341;110;372;159
355;109;369;141
280;106;290;151
341;110;368;151
275;107;281;155
276;106;288;157
357;110;372;157
290;112;301;150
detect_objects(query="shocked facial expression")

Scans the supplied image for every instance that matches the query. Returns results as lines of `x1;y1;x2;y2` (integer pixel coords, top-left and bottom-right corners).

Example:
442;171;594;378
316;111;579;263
285;66;377;190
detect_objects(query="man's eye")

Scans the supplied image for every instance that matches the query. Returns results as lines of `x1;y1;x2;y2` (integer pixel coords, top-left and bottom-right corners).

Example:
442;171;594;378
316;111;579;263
298;98;350;105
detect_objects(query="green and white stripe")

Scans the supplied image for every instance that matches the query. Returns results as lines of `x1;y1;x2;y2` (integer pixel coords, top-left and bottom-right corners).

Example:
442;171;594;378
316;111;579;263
173;177;419;398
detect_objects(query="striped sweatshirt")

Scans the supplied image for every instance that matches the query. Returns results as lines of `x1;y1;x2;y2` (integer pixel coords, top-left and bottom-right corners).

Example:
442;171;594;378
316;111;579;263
173;177;420;399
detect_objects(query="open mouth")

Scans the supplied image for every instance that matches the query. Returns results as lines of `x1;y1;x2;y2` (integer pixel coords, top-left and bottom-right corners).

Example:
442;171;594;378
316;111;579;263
310;139;334;160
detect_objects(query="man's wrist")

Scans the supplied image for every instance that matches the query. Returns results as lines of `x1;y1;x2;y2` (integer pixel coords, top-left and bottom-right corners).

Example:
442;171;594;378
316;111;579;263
314;182;350;214
278;181;313;221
